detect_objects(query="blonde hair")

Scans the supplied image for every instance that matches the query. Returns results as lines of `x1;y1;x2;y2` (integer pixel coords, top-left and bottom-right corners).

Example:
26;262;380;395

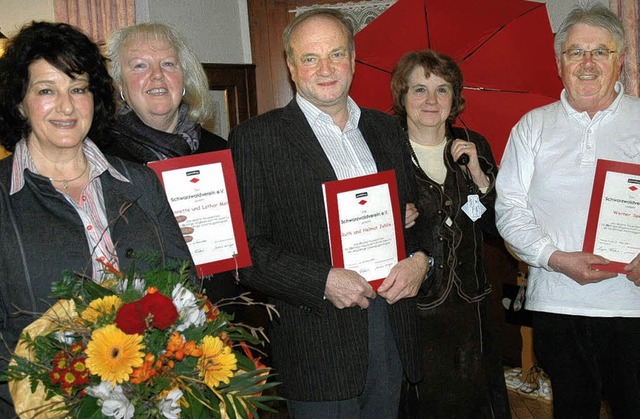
107;22;213;123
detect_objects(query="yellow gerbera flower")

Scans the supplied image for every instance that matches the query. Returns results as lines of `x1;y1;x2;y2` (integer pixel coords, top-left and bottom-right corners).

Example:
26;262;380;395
85;325;145;385
197;336;237;390
81;296;123;323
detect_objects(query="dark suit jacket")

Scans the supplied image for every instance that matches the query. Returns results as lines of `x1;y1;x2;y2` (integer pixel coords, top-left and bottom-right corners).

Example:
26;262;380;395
228;99;423;401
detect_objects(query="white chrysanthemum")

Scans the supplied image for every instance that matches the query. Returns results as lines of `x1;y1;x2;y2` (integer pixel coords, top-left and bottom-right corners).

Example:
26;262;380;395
132;277;146;293
54;330;76;344
117;276;146;294
171;284;206;331
85;380;112;399
86;381;135;419
158;389;183;419
171;283;198;308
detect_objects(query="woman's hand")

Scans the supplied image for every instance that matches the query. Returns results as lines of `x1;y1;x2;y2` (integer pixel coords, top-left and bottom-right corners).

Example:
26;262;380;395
175;215;194;243
450;139;490;189
405;203;419;228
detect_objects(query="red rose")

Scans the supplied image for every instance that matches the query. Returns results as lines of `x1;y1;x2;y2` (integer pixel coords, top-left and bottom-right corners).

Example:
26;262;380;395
114;302;147;334
114;292;179;333
139;292;179;330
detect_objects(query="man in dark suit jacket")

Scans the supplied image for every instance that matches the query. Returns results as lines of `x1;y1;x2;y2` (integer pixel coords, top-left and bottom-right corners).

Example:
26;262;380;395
228;9;430;418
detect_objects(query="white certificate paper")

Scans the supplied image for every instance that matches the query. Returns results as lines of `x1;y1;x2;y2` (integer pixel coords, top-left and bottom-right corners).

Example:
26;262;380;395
162;162;237;265
148;150;251;277
584;160;640;273
323;170;405;290
337;183;398;281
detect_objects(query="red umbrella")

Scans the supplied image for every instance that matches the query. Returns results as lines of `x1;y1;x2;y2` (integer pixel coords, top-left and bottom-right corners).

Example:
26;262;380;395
350;0;563;163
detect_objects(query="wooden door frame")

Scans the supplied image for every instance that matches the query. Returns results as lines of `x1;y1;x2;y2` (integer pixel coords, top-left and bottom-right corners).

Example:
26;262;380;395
247;0;346;114
202;63;257;130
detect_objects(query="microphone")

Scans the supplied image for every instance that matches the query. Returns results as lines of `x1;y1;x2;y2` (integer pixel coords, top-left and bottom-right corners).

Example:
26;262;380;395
456;153;469;165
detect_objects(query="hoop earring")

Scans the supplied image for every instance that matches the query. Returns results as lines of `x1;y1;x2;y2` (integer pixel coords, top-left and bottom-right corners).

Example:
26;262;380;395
182;87;186;97
119;91;126;102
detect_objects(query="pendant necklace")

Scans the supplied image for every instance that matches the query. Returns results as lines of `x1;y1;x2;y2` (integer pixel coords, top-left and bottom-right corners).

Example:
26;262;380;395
29;142;88;189
49;161;89;189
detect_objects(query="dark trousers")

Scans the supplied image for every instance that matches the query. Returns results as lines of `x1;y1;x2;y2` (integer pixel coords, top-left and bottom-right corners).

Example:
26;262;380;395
286;297;403;419
533;312;640;419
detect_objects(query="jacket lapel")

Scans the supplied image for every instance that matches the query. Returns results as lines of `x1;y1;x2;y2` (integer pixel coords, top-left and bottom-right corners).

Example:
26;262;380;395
100;167;146;231
359;110;390;173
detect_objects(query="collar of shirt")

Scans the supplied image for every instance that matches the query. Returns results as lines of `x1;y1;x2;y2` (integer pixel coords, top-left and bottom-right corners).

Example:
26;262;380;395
10;138;129;195
560;80;624;119
296;93;361;132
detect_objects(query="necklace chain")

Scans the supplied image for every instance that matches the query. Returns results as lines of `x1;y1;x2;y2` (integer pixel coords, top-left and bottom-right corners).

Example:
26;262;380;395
49;161;89;189
29;142;88;189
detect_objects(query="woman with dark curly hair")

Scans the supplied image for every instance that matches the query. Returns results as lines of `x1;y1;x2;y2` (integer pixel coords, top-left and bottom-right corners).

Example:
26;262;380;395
0;22;192;417
391;50;510;418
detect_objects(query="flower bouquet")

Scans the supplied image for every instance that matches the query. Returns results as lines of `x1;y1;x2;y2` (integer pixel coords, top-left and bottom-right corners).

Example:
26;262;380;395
2;259;280;418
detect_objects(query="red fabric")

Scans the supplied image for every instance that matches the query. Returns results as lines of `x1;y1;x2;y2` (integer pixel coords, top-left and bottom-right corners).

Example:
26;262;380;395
459;90;558;161
352;64;393;113
354;0;428;72
459;6;560;98
351;0;563;163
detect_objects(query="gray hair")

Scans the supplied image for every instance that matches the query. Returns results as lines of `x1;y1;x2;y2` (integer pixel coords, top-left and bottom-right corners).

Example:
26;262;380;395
554;3;625;57
283;8;355;64
106;22;213;123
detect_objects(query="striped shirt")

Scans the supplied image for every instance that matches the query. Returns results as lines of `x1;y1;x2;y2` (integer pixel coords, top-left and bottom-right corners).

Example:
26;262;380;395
297;94;377;180
11;138;130;281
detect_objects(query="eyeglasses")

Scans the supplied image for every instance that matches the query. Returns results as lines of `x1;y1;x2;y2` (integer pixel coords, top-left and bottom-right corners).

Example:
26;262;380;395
562;47;616;62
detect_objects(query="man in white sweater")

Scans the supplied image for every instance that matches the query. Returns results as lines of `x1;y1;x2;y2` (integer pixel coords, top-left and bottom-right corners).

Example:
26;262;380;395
496;4;640;418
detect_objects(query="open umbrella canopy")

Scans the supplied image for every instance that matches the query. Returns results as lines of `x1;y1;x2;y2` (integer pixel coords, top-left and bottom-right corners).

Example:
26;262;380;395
350;0;563;162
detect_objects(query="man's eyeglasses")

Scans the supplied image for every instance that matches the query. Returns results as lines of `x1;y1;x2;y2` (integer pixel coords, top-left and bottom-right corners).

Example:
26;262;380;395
562;47;616;62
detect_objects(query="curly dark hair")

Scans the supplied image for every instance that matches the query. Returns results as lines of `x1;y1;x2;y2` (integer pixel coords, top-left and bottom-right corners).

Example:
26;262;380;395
390;50;466;127
0;21;115;152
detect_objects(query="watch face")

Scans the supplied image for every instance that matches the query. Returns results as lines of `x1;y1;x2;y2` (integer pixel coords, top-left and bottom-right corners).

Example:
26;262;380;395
428;257;435;267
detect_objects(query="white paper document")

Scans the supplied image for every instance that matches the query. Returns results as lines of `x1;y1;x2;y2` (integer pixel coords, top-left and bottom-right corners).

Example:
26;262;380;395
335;183;398;281
591;171;640;264
162;162;238;265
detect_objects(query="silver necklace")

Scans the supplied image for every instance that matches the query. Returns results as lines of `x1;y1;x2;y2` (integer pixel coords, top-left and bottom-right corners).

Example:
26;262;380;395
49;161;89;189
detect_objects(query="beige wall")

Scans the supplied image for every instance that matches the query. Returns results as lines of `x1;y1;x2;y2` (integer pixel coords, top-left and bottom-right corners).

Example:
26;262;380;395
137;0;251;64
0;0;250;64
0;0;54;36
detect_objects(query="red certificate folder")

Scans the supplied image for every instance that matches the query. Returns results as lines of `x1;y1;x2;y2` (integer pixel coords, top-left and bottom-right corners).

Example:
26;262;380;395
148;150;251;277
583;159;640;273
322;170;406;290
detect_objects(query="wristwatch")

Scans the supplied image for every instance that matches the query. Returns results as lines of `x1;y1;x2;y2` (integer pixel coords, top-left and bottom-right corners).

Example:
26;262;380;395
409;248;435;280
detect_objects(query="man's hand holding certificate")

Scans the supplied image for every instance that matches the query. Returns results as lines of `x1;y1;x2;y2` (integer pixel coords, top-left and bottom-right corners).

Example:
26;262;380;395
323;170;406;292
583;159;640;274
321;170;428;309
